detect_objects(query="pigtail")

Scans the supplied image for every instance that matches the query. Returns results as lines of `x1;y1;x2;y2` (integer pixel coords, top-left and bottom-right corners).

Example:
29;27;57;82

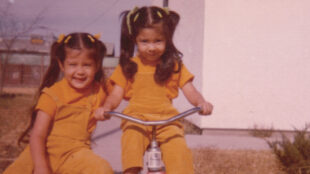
39;43;63;91
18;106;36;145
154;8;183;84
166;10;180;38
120;11;137;80
18;41;64;145
94;53;107;93
93;36;107;84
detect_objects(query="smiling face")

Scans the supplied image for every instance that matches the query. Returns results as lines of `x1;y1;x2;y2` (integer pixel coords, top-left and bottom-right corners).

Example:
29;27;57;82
136;25;166;65
59;49;97;91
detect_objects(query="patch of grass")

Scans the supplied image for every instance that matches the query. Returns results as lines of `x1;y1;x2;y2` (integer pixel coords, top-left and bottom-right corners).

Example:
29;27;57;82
249;124;274;138
268;126;310;174
192;147;286;174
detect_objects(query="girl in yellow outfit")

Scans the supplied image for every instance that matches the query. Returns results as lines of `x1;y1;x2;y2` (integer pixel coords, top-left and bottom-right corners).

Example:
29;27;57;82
4;33;113;174
95;6;213;174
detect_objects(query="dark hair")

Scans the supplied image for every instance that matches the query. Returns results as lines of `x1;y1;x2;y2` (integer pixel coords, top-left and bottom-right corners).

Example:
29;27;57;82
120;6;182;84
18;32;107;145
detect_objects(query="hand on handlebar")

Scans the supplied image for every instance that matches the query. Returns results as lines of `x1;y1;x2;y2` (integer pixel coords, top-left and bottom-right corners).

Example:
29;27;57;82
198;101;213;115
94;107;111;121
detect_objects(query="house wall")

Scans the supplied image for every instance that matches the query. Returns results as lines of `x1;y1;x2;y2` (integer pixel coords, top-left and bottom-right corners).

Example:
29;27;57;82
157;0;310;130
202;0;310;130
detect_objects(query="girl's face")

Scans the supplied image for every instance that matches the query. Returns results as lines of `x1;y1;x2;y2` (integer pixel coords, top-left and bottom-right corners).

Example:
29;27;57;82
136;26;166;65
59;49;97;91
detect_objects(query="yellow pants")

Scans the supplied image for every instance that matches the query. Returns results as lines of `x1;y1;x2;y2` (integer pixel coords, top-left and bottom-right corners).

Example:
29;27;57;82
3;146;113;174
57;148;113;174
121;120;194;174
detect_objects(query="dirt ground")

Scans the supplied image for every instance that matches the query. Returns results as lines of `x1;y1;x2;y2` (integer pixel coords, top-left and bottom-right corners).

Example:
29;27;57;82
0;93;33;173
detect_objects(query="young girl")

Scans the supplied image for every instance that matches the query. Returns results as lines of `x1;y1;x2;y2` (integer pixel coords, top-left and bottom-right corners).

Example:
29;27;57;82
4;33;113;174
95;6;213;174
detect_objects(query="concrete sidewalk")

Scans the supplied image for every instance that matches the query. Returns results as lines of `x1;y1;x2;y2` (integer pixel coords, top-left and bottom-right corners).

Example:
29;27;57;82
91;116;277;173
92;118;123;173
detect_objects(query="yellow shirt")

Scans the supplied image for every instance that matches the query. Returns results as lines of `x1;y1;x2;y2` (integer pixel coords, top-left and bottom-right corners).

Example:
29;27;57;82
35;78;106;132
109;57;194;100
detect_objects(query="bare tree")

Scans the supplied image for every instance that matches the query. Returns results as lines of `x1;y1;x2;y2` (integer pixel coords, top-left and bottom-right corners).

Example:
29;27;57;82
0;0;44;93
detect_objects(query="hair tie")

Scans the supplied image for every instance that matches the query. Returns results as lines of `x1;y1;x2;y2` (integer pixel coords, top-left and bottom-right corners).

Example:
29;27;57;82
57;34;65;43
87;35;95;43
64;35;72;44
93;33;101;40
133;13;140;22
163;7;169;15
127;6;139;35
157;11;163;18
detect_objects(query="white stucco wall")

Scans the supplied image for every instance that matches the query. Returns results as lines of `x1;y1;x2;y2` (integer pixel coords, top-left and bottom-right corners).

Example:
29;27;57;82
202;0;310;130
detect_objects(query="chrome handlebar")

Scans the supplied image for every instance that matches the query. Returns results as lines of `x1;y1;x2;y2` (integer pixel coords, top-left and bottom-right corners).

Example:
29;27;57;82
106;107;201;126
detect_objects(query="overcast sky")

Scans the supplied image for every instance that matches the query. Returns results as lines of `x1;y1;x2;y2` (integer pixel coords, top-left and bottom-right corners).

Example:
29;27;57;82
1;0;155;56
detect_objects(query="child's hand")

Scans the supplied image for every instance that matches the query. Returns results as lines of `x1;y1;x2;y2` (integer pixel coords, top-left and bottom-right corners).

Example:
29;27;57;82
94;107;111;121
198;101;213;115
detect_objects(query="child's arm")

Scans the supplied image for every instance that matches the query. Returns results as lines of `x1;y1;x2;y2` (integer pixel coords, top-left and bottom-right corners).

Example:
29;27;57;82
29;110;53;174
181;81;213;115
94;84;124;120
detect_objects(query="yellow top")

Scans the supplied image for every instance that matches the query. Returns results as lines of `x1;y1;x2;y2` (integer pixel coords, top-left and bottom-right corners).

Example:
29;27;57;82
35;78;106;132
109;57;194;100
